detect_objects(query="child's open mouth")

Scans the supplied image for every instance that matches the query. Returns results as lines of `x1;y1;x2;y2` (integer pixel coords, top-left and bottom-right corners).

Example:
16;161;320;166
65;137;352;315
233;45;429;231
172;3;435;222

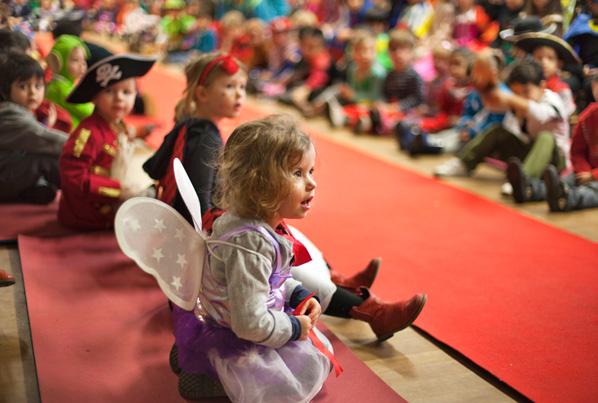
301;196;314;209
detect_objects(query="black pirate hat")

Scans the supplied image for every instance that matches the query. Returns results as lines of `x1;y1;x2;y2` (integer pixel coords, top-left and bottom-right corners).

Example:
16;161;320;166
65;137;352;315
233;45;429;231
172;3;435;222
499;16;557;41
67;54;156;104
514;32;581;66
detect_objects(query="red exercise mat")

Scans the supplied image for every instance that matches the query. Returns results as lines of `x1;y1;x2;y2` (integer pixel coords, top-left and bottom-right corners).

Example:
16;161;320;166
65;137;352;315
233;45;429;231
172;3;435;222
19;233;403;402
0;194;73;242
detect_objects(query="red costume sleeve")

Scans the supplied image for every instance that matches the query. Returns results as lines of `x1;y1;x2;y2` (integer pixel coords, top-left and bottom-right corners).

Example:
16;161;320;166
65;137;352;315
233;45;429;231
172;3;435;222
571;104;598;180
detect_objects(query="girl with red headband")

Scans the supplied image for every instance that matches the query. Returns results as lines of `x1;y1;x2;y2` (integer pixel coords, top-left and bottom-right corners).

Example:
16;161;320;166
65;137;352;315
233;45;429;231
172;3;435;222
144;52;248;222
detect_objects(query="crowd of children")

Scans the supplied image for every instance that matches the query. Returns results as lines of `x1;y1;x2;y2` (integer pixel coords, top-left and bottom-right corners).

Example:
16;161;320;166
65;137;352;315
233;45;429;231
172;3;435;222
2;0;598;400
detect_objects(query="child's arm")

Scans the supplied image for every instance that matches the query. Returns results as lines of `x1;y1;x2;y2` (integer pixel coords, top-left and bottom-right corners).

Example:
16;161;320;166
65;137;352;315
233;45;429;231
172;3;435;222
490;89;563;124
0;103;67;155
224;233;299;348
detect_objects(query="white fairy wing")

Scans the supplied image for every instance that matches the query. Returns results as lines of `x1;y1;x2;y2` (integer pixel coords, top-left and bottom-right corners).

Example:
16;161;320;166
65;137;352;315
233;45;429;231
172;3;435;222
173;158;203;232
115;197;205;310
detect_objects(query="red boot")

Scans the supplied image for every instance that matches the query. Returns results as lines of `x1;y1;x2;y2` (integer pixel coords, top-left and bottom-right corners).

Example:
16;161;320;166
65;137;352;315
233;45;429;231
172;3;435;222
350;288;427;341
0;269;15;287
330;258;381;290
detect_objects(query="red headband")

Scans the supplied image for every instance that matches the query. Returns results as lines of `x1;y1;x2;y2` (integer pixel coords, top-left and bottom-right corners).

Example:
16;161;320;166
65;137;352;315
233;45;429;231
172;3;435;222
197;54;240;86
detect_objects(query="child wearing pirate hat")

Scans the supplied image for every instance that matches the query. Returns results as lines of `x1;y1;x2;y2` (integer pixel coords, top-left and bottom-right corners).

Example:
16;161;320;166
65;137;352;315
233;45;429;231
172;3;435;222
58;54;155;230
504;33;581;203
514;31;581;117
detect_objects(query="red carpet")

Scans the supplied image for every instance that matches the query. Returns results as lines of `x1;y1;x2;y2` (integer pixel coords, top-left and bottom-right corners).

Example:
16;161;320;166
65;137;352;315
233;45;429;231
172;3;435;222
141;64;598;401
0;195;73;242
19;233;403;402
287;135;598;403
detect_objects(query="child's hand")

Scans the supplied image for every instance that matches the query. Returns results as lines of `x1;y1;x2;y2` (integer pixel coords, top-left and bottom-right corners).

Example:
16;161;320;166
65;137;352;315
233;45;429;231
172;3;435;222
576;171;593;184
298;297;322;325
296;315;313;340
47;104;57;127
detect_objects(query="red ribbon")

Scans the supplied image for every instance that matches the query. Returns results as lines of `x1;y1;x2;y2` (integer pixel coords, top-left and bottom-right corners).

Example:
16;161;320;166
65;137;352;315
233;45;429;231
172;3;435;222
293;293;344;377
197;54;240;86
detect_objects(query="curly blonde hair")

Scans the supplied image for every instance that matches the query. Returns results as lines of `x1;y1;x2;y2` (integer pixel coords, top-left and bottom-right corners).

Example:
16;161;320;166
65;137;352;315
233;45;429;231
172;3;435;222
215;115;313;221
174;52;245;123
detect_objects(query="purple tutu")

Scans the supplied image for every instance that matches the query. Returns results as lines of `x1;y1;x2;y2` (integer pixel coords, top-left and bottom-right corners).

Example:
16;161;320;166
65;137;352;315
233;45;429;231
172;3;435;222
172;306;332;403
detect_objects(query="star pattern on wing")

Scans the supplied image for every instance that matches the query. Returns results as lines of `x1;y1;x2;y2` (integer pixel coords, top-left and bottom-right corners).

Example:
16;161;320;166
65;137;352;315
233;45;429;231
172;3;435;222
154;218;166;233
152;248;164;263
174;228;185;241
128;218;141;232
176;253;188;269
171;276;182;291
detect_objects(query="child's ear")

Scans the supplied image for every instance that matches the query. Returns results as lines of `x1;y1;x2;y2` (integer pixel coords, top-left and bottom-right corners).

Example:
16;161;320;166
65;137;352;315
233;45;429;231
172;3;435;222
194;85;207;102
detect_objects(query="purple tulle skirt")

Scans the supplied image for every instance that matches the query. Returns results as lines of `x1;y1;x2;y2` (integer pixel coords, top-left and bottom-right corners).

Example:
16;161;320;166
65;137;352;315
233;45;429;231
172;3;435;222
172;306;332;403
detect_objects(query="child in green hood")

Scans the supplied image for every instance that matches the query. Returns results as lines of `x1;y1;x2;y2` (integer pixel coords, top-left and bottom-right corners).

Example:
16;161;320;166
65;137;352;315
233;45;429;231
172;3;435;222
45;35;94;129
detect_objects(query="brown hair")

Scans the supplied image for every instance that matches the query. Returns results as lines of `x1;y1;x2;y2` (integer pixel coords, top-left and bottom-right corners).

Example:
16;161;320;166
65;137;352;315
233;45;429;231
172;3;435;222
215;115;313;221
388;28;416;50
174;52;245;122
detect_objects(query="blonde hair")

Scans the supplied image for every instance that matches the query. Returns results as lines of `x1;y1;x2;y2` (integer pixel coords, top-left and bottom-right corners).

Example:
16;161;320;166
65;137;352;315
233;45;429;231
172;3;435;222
174;52;245;122
215;115;313;221
220;10;245;31
350;29;376;50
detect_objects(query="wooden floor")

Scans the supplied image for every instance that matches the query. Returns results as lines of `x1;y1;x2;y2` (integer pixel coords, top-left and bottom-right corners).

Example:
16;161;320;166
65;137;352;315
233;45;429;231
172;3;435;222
1;85;597;403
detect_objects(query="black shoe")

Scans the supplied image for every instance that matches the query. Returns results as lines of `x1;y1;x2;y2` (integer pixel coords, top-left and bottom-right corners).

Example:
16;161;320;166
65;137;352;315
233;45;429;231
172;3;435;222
169;344;181;375
544;165;568;212
507;158;530;203
18;184;57;205
369;108;383;135
408;134;424;157
178;371;227;400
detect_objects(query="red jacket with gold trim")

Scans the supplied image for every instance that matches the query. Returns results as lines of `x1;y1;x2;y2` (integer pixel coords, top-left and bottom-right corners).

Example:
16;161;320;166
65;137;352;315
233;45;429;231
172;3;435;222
58;112;122;230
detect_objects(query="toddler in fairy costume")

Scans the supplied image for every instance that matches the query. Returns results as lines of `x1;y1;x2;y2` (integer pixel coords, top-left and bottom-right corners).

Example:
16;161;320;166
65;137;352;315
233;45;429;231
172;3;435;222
116;115;335;402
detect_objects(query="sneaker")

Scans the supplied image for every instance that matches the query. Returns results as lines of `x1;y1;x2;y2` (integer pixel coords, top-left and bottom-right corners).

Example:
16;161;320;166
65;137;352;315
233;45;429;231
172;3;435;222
544;165;568;212
501;182;513;196
353;115;372;135
325;98;346;128
433;158;470;177
506;158;530;203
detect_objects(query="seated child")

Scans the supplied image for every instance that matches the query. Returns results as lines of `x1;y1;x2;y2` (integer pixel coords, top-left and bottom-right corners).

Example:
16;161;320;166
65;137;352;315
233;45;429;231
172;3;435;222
171;115;331;401
0;51;67;204
58;54;156;230
543;75;598;211
316;28;387;132
455;49;506;149
504;32;581;202
395;46;473;155
45;34;94;128
370;29;424;135
434;60;571;201
280;26;332;117
144;52;248;221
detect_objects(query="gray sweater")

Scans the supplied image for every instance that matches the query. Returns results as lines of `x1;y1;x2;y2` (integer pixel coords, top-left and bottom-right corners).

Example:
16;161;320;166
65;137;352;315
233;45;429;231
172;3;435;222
0;102;67;156
200;213;302;348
